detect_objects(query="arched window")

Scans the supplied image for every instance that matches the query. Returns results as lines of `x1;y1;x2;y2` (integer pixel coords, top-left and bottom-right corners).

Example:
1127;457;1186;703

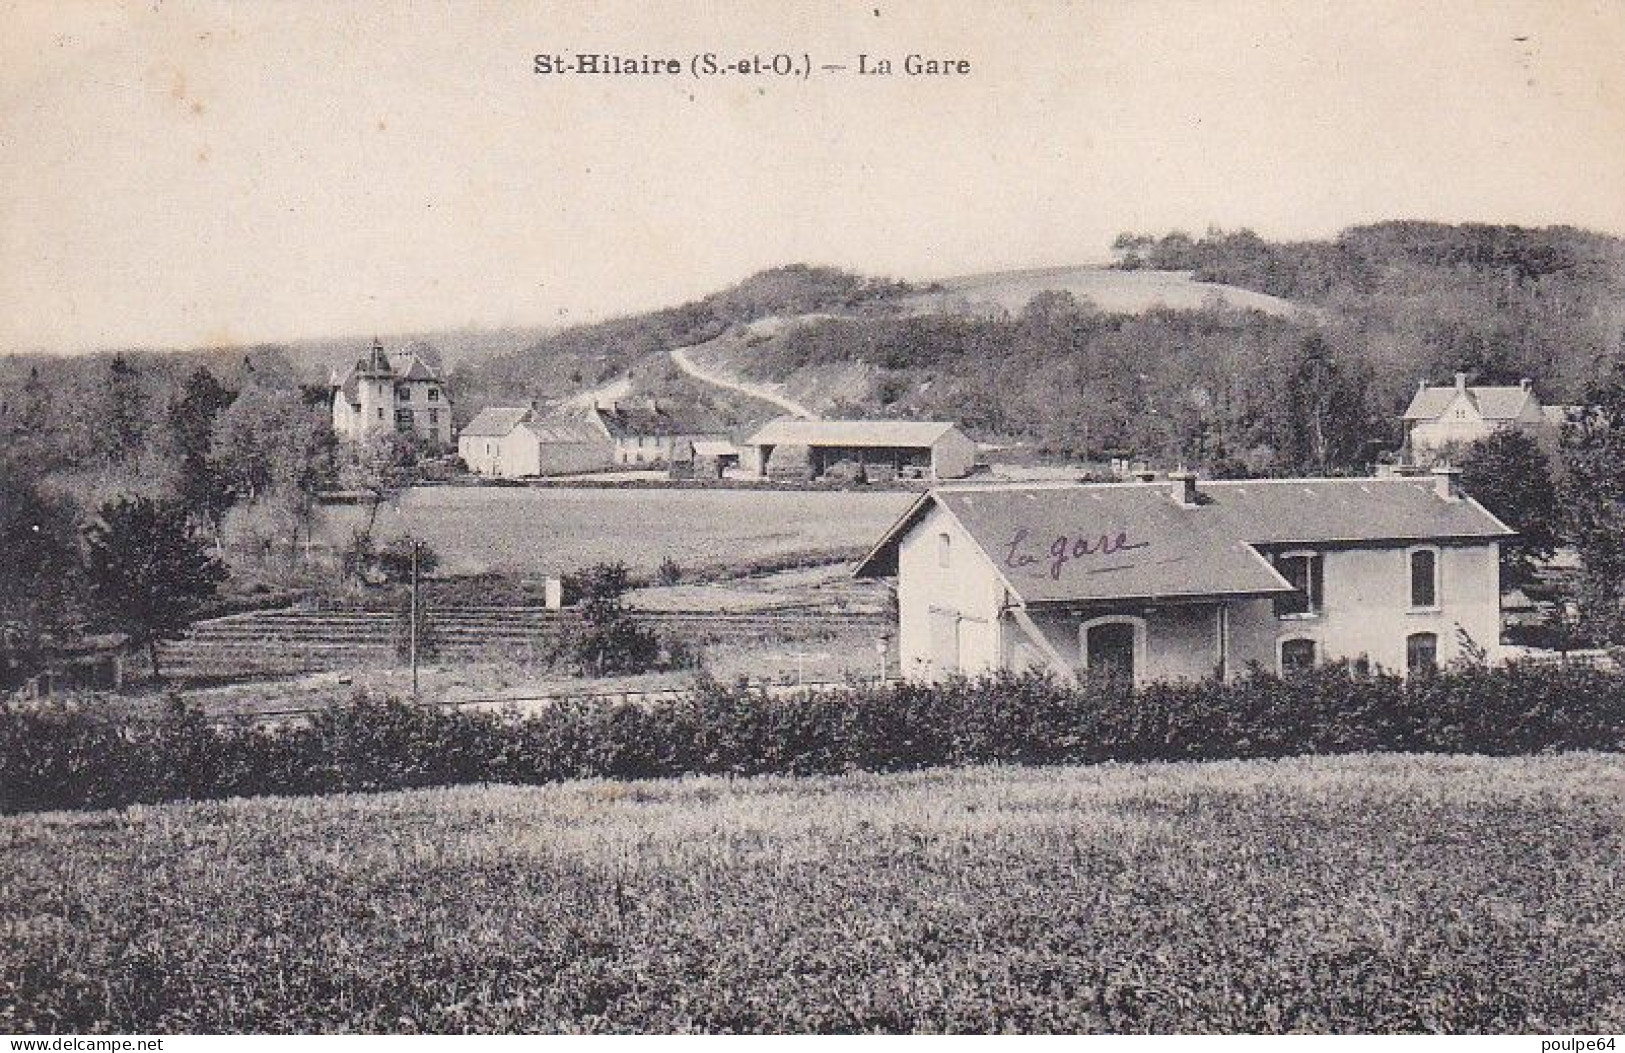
1279;637;1317;676
1080;616;1147;684
1407;632;1438;675
937;532;951;569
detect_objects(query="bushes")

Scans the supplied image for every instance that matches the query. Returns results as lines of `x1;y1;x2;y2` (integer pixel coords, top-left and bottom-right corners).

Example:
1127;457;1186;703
5;663;1625;814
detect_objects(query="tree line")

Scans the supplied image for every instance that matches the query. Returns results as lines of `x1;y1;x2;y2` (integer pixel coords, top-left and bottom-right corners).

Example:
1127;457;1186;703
0;351;438;688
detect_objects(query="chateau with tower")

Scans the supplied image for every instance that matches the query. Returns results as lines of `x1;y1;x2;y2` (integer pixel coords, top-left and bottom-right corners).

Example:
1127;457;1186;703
330;339;453;447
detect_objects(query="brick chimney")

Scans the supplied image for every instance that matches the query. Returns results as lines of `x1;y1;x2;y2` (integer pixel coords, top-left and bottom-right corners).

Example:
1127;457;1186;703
1519;378;1533;392
1432;464;1463;501
1454;372;1468;392
1169;469;1199;507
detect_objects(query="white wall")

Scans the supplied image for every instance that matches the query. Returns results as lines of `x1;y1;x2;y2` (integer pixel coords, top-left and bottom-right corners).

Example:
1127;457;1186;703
930;429;979;480
536;438;614;476
337;377;450;446
893;510;1502;682
458;434;505;475
896;503;1007;681
1226;542;1501;673
1022;603;1221;683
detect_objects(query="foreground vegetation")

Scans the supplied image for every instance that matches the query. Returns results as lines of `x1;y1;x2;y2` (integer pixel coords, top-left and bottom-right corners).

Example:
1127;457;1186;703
2;753;1622;1032
5;663;1624;814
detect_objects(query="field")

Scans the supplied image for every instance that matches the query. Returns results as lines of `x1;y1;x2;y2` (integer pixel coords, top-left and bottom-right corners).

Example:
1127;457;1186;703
4;753;1623;1033
313;486;916;577
905;264;1310;317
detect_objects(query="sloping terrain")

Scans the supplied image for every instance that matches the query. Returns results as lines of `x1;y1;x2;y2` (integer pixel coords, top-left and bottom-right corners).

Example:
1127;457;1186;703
648;266;1309;422
906;264;1310;317
670;342;816;419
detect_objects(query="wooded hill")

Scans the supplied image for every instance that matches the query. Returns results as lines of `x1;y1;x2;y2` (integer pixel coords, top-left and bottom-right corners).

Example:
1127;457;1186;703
599;222;1625;472
4;223;1622;478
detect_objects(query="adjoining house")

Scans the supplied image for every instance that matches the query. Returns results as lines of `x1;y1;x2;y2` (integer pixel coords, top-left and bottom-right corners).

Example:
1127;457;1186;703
331;339;453;446
743;420;978;482
670;438;742;479
855;471;1512;684
1401;373;1568;464
592;402;729;468
458;406;614;478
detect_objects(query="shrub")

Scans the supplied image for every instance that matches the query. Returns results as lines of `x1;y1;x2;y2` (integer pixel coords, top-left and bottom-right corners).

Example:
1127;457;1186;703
566;561;663;675
4;662;1624;814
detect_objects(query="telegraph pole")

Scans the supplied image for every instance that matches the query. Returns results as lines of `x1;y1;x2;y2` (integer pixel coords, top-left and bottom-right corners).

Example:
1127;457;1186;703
409;539;420;702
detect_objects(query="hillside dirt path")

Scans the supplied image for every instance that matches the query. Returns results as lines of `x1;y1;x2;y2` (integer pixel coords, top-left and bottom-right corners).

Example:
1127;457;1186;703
671;338;818;419
557;373;633;411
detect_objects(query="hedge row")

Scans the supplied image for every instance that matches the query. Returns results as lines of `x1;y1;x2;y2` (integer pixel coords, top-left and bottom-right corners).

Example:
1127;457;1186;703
4;662;1624;814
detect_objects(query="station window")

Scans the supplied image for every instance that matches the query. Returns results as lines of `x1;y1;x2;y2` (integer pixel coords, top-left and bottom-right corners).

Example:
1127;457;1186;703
1407;632;1438;675
1279;637;1317;675
1409;548;1439;609
1273;552;1324;617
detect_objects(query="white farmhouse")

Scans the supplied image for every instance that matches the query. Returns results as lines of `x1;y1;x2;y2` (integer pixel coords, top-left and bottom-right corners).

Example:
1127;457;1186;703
855;472;1512;684
1401;374;1565;464
458;406;614;478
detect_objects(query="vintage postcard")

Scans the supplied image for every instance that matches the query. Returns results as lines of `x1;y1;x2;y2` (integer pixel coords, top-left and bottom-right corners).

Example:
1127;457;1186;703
3;0;1624;1041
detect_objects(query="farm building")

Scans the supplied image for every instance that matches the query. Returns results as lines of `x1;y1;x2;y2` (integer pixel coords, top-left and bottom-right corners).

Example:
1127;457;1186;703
593;403;730;468
1401;374;1569;464
670;439;742;479
458;407;613;478
331;339;453;447
4;632;132;696
856;471;1512;684
743;420;977;482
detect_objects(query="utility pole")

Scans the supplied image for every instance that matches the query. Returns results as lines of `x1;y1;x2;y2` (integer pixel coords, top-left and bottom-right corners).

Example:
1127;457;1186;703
409;539;420;702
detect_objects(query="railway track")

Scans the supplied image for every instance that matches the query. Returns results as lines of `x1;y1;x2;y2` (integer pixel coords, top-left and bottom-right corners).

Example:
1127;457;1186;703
163;604;890;680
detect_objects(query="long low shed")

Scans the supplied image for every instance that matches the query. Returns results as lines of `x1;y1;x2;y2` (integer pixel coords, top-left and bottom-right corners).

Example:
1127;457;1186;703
743;420;977;481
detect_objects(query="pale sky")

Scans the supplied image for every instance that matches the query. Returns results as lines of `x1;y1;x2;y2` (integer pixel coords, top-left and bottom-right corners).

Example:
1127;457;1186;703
2;0;1622;353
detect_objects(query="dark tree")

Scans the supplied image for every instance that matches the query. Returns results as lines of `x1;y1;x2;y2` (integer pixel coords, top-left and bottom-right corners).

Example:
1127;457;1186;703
167;367;237;541
1283;335;1366;472
0;471;83;687
1559;355;1625;643
1;367;60;475
1458;429;1560;587
84;496;228;678
98;353;148;464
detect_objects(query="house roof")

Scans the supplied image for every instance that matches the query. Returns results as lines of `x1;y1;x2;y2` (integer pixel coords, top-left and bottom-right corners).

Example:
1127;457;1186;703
692;440;739;457
334;343;443;405
1402;383;1535;421
593;405;717;438
521;419;609;443
388;353;440;383
461;406;533;437
855;477;1515;605
747;419;963;448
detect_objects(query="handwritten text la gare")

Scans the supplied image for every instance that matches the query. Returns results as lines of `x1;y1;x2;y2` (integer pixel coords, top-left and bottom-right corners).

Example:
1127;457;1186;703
1003;527;1150;581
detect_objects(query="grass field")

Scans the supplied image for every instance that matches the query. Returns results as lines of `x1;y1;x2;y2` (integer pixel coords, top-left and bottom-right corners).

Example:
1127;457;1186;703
312;486;915;577
4;753;1622;1033
906;265;1311;317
